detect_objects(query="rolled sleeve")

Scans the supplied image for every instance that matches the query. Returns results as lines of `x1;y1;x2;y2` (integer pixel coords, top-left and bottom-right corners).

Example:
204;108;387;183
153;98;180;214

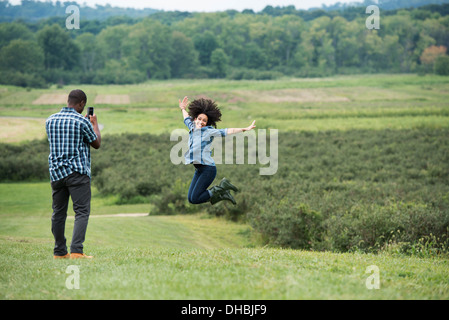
83;121;97;143
184;117;195;132
208;128;227;137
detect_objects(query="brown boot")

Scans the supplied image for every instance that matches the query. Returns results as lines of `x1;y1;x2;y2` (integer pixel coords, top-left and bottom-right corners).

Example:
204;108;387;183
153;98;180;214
70;253;93;259
53;253;70;259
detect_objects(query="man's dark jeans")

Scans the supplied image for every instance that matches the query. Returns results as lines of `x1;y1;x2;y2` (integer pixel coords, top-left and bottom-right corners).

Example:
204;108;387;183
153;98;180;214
51;172;91;256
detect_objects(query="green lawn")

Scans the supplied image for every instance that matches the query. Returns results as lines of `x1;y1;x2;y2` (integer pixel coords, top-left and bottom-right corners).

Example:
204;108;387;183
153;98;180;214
2;240;448;300
0;182;448;300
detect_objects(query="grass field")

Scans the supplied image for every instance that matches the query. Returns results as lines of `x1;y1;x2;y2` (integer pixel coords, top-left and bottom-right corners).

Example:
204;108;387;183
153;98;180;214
1;74;449;300
1;74;449;142
1;182;448;300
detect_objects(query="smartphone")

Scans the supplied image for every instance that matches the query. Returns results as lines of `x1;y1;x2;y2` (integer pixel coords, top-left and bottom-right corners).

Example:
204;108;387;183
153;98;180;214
87;107;94;117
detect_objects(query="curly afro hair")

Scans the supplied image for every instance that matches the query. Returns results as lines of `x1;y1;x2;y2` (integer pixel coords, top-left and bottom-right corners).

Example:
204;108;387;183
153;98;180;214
188;98;222;128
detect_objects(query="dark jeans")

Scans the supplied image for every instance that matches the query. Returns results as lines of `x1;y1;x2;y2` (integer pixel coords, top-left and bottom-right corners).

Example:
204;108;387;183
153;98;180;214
51;172;91;255
188;164;217;204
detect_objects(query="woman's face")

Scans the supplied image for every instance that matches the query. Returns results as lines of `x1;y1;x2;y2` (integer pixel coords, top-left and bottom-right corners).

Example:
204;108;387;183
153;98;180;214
194;113;208;129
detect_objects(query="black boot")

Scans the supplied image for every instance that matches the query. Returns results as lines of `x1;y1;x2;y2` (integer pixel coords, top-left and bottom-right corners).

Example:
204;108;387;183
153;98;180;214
209;186;236;205
219;178;239;193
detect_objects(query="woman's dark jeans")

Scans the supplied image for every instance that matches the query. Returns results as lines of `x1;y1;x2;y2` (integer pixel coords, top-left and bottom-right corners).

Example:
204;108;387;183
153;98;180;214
188;164;217;204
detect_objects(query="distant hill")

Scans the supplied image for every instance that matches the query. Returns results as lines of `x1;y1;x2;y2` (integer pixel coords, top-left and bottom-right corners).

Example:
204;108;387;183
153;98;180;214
2;0;449;23
320;0;449;11
0;0;160;22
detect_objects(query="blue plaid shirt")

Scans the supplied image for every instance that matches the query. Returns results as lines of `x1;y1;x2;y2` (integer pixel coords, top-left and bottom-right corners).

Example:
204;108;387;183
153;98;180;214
184;117;227;166
46;107;97;181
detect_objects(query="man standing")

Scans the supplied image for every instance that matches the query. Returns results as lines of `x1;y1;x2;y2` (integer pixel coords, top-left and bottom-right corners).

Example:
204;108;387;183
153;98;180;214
46;89;101;259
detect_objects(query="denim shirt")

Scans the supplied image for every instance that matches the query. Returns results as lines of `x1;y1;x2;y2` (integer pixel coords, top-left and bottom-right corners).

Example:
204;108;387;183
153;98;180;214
184;117;227;166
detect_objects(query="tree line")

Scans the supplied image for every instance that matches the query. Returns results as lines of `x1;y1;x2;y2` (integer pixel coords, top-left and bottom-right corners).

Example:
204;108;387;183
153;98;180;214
2;0;448;22
0;0;159;22
1;3;449;87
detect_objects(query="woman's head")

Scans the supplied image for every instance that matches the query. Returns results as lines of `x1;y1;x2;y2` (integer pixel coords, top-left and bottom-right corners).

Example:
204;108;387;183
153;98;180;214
188;98;222;128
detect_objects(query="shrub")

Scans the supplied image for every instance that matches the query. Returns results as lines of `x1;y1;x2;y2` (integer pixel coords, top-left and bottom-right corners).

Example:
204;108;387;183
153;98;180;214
2;129;449;254
0;71;47;88
249;198;323;250
152;178;196;215
0;140;49;181
227;68;282;80
434;55;449;75
323;201;449;253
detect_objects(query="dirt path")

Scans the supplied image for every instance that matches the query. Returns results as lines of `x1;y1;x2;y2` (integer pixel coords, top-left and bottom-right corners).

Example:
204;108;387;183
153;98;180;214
67;213;148;219
32;94;131;105
94;95;130;105
32;94;67;105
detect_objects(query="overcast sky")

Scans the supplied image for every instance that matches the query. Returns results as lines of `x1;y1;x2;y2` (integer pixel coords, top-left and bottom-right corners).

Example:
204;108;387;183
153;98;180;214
8;0;362;12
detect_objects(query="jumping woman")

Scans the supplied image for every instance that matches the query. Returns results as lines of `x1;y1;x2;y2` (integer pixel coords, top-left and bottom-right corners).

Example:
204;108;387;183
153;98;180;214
179;96;256;206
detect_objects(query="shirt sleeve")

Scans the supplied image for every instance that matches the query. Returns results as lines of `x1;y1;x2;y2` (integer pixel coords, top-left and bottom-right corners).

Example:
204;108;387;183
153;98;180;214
206;128;227;137
82;120;97;144
184;117;195;132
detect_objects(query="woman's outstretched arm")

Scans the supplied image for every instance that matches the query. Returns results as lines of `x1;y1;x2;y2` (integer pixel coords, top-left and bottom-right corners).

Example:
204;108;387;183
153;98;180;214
179;96;190;119
227;120;256;135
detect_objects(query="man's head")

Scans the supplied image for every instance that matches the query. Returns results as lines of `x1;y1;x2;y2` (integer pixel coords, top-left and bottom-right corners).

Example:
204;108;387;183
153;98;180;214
68;89;87;113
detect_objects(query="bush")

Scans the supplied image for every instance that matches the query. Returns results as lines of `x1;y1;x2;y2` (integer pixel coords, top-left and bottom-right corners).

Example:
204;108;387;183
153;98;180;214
2;129;449;254
0;140;49;181
434;55;449;75
227;68;282;80
249;198;323;250
323;201;449;253
0;71;47;88
92;65;146;84
152;178;196;215
42;68;78;86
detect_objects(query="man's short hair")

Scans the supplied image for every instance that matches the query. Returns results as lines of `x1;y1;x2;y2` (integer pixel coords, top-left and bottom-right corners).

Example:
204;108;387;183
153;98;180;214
68;89;87;106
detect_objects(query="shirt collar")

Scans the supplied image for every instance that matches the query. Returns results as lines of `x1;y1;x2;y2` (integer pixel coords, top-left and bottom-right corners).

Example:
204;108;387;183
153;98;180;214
61;107;79;114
